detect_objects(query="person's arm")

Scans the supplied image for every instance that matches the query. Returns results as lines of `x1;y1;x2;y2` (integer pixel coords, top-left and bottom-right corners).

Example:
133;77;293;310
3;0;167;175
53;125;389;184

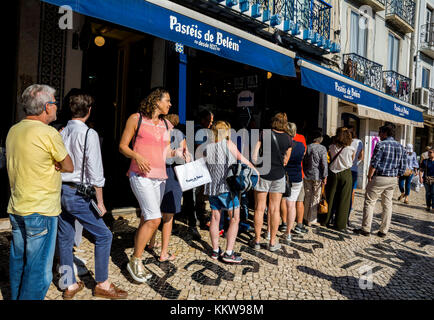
119;113;151;174
351;147;356;161
320;148;328;185
283;146;292;167
56;154;74;173
252;140;261;164
367;165;376;182
94;186;107;216
419;160;425;184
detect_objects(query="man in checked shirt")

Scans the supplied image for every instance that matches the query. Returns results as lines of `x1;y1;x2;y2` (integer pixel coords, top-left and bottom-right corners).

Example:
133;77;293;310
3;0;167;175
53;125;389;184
354;123;407;238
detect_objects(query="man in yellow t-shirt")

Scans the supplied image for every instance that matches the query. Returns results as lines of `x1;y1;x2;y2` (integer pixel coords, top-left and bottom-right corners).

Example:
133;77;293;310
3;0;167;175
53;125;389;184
6;84;73;300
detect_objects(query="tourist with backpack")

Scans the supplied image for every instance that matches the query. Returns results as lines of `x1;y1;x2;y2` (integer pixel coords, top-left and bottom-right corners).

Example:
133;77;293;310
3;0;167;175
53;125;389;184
204;121;258;263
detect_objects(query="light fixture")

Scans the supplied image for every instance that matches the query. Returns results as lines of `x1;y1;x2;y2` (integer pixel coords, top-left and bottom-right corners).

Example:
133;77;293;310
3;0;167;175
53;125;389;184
94;35;105;47
267;72;273;79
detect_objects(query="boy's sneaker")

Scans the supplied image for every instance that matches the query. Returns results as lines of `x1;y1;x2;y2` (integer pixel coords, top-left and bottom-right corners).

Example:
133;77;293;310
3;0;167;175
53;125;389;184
249;239;261;250
222;252;243;264
268;241;282;252
211;247;223;260
284;234;292;245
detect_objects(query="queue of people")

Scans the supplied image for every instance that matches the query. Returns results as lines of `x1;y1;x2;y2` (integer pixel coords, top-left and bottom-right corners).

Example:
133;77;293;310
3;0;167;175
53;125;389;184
4;84;428;301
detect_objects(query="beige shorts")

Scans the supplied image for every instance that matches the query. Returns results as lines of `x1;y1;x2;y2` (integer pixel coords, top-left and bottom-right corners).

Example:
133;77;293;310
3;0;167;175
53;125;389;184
254;176;286;193
297;180;305;201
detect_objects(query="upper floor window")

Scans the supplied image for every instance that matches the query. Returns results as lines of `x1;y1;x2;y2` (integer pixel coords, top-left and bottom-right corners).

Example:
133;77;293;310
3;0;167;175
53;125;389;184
388;34;399;71
422;67;430;88
350;11;368;57
427;7;432;24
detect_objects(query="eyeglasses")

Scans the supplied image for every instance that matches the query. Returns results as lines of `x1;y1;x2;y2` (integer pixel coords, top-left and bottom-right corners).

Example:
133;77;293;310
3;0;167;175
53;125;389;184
44;101;58;112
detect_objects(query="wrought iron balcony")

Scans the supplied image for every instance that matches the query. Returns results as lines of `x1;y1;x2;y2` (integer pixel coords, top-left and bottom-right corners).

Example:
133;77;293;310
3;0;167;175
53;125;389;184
420;23;434;59
353;0;385;12
429;88;434;117
252;0;332;39
343;53;383;91
385;0;415;33
383;70;411;103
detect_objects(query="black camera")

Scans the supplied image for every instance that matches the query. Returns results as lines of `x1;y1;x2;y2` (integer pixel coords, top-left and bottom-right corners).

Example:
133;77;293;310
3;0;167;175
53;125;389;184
76;184;96;199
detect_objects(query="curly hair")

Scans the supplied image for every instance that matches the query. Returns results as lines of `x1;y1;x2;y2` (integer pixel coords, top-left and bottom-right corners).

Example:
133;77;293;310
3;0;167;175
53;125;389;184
138;87;169;118
334;127;352;148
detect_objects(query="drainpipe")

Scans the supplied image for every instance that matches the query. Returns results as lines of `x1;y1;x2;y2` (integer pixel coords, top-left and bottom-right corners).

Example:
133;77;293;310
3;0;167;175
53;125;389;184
408;0;420;145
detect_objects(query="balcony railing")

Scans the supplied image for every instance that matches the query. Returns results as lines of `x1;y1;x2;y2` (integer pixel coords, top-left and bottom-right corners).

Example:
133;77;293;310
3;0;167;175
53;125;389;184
253;0;332;39
429;88;434;116
343;53;383;91
383;70;411;103
386;0;416;30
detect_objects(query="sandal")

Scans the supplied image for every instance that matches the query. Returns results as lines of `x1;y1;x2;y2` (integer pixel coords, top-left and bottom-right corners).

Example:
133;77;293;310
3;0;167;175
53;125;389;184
159;253;176;262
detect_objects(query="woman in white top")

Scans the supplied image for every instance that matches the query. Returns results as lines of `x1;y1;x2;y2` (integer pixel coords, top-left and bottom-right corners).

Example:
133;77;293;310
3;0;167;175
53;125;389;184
321;127;355;231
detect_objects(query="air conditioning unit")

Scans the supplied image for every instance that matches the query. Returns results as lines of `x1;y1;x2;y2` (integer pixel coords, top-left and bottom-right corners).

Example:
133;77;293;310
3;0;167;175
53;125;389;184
414;87;430;108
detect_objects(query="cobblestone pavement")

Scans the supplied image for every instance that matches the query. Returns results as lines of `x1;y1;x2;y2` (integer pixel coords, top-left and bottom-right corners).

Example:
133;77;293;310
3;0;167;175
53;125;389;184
0;187;433;300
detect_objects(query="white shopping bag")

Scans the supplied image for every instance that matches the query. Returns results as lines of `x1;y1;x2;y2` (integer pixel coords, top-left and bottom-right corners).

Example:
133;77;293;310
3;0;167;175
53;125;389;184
174;157;212;191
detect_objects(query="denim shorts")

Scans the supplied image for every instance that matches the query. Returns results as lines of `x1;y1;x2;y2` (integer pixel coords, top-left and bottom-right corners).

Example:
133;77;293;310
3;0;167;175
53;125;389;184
209;192;240;211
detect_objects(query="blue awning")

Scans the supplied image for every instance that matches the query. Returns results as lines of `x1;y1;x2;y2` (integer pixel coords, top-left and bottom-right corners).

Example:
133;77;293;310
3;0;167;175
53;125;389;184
299;59;424;127
41;0;296;77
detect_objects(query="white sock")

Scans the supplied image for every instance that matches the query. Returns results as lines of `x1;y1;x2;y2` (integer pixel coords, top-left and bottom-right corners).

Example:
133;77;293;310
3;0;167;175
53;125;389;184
226;250;233;255
213;248;219;253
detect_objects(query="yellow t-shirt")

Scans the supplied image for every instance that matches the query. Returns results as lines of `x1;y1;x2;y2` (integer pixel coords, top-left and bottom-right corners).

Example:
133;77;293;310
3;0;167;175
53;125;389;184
6;119;68;216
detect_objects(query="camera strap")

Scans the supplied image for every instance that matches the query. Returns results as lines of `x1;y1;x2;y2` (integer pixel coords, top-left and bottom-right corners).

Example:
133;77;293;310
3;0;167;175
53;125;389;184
80;128;90;185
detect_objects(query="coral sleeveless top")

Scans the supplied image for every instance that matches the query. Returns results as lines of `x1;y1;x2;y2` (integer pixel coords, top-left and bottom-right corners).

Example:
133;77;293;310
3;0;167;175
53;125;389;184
128;114;173;179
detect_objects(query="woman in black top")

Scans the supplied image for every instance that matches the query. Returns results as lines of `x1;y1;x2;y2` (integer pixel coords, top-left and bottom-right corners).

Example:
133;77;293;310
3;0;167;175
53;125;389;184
251;112;292;252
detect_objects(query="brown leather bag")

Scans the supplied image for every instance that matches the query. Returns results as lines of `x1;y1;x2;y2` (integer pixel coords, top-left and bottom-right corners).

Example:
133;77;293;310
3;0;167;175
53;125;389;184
318;184;328;214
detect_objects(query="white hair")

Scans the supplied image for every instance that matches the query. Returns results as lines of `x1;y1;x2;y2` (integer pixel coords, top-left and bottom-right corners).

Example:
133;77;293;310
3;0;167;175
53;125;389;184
21;84;56;116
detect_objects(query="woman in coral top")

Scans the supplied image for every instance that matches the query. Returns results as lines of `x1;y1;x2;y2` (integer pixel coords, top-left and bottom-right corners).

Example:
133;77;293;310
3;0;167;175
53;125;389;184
119;87;185;283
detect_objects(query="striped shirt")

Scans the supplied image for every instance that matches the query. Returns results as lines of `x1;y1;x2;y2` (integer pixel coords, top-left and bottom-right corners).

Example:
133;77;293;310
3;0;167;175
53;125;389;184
371;137;406;177
204;140;236;196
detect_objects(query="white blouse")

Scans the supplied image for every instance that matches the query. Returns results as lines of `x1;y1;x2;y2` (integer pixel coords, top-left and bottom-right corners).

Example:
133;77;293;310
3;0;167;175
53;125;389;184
329;144;355;174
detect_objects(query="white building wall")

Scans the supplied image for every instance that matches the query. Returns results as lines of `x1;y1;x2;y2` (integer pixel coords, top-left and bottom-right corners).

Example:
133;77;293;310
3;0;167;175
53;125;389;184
331;0;416;189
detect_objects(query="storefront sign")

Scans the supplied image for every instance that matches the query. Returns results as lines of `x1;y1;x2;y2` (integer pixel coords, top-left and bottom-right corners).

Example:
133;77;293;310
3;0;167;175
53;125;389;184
42;0;296;77
300;62;424;124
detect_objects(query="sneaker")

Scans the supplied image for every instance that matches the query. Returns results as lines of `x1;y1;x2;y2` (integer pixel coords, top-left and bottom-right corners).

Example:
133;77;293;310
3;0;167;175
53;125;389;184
278;223;287;232
426;207;431;212
249;239;261;250
294;225;308;234
284;234;292;245
211;247;223;260
126;255;152;283
377;231;387;238
222;252;243;264
268;241;282;252
353;228;370;237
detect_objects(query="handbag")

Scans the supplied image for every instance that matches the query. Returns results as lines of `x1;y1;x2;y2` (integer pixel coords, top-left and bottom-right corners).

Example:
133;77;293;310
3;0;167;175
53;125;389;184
403;168;413;177
174;157;212;191
318;184;328;214
271;131;292;197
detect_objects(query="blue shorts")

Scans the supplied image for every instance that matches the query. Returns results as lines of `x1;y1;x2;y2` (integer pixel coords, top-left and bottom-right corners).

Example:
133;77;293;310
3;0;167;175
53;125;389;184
209;192;240;211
